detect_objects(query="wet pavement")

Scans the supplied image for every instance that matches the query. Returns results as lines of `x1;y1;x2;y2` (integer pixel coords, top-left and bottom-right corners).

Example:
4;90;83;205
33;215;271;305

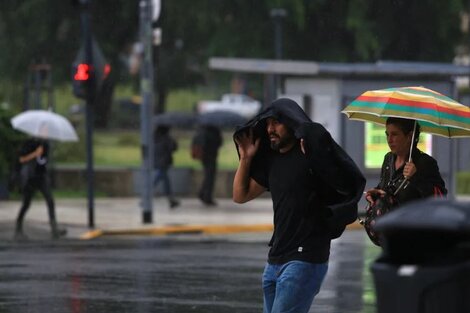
0;230;381;313
4;196;468;312
0;197;278;240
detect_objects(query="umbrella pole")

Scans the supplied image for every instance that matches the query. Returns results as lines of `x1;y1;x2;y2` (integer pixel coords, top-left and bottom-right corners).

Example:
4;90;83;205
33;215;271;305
408;120;417;163
393;120;417;196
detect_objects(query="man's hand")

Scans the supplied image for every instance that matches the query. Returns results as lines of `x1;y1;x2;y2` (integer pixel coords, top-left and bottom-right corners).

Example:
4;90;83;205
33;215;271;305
234;128;260;160
233;128;265;203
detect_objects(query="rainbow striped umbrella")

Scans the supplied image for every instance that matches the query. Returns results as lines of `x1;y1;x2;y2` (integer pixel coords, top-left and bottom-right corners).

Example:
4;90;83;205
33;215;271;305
342;86;470;138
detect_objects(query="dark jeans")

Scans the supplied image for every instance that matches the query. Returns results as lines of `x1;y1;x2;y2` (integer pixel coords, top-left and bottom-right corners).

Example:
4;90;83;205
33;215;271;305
153;168;173;199
16;176;56;231
199;157;217;203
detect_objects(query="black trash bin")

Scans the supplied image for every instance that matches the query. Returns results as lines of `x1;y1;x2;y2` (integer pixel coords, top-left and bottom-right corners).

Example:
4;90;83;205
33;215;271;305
370;198;470;313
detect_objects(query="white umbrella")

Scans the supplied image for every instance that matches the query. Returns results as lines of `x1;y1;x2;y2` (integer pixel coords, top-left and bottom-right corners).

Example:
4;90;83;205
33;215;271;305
11;110;79;142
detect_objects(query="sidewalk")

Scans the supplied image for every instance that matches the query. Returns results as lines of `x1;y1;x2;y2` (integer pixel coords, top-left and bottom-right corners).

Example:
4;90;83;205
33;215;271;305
4;195;467;241
0;197;277;240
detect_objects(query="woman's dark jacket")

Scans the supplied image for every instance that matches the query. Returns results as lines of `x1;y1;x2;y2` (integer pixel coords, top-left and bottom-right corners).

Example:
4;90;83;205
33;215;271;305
154;134;177;169
234;98;366;238
377;149;447;207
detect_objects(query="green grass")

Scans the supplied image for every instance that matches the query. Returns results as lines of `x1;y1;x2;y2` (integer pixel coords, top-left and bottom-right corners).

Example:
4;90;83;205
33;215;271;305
52;84;83;115
56;129;240;170
51;84;238;169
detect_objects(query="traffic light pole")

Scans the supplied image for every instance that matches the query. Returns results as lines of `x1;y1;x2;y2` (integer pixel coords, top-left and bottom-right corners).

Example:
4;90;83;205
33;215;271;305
139;0;155;223
79;0;95;228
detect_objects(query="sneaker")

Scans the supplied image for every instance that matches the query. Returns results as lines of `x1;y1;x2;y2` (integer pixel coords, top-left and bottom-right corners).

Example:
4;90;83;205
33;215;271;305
51;228;67;239
14;231;29;241
169;199;180;209
203;200;217;207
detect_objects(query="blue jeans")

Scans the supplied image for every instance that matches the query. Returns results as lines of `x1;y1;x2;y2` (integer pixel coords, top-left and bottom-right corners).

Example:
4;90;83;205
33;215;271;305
153;168;172;196
262;260;328;313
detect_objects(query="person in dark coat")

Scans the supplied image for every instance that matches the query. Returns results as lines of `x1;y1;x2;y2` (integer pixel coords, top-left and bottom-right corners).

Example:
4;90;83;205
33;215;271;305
232;98;365;313
192;125;222;206
362;118;447;245
15;138;66;240
153;126;179;208
366;117;447;207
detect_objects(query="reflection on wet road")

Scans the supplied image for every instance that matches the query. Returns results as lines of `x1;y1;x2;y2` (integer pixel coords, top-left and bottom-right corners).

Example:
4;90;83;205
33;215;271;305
0;231;380;313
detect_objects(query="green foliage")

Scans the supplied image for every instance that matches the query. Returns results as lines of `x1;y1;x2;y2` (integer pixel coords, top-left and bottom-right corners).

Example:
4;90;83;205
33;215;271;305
0;108;26;179
0;1;80;81
360;0;464;62
0;0;466;112
0;81;24;108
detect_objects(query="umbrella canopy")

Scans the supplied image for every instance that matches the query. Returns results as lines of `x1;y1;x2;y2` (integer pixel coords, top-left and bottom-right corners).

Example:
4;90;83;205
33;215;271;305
153;112;196;129
342;86;470;138
197;111;247;129
11;110;79;142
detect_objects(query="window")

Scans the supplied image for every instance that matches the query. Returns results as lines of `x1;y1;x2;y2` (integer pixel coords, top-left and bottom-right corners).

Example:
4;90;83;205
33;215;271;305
364;122;432;168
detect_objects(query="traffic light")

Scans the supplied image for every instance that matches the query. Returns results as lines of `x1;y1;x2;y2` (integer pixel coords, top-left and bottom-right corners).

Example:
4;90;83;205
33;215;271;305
72;39;111;100
72;63;90;99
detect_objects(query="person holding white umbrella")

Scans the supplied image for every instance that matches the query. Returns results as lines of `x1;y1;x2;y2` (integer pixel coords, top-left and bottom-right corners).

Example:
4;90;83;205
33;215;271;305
15;135;66;240
10;110;78;241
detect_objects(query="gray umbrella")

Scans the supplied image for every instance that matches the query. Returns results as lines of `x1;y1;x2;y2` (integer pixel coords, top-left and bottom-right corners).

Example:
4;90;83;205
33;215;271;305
153;112;196;129
197;111;247;129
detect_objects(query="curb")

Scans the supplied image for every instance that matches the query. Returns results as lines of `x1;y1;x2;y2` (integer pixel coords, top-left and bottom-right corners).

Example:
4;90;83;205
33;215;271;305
80;220;364;240
80;224;274;239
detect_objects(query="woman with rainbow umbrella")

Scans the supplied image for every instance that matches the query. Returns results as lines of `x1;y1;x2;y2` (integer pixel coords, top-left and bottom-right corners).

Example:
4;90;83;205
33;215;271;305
342;86;470;245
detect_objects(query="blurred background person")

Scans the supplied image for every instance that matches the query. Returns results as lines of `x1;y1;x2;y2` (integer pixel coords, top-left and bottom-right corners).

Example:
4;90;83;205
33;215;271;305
15;137;66;240
192;125;222;206
153;126;180;209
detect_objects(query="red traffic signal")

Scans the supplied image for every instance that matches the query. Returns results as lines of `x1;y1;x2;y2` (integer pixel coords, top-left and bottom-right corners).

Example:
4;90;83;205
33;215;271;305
72;39;111;99
103;64;111;79
74;63;90;81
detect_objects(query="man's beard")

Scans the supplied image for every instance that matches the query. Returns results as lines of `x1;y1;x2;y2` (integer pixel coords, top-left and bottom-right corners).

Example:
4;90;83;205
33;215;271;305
269;133;295;151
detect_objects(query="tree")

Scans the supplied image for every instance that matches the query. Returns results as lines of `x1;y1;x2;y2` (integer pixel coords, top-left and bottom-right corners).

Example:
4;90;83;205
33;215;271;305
0;108;26;198
347;0;465;61
0;0;465;113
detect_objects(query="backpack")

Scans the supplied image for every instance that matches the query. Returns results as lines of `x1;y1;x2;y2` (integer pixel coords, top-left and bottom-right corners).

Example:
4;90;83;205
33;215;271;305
190;132;204;160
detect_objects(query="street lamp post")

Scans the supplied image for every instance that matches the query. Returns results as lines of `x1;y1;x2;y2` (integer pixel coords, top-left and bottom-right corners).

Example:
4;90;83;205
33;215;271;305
139;0;156;223
76;0;96;228
269;8;287;103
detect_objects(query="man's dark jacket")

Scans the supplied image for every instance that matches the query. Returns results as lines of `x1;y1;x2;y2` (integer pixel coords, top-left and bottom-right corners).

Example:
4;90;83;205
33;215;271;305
234;98;366;238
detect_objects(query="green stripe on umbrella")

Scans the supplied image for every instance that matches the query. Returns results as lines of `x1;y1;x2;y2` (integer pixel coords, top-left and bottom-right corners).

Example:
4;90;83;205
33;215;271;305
342;86;470;138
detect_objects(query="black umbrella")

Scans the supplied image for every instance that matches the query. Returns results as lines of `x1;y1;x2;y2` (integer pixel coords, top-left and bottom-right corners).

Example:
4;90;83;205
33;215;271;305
153;112;196;129
197;111;247;129
374;198;470;264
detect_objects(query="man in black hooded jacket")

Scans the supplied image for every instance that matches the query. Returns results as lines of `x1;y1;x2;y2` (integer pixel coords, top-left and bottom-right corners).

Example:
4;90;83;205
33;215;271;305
233;98;365;313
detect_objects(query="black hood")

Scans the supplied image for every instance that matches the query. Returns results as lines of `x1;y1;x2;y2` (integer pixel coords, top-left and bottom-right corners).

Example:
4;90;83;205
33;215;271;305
236;98;311;141
256;98;311;130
